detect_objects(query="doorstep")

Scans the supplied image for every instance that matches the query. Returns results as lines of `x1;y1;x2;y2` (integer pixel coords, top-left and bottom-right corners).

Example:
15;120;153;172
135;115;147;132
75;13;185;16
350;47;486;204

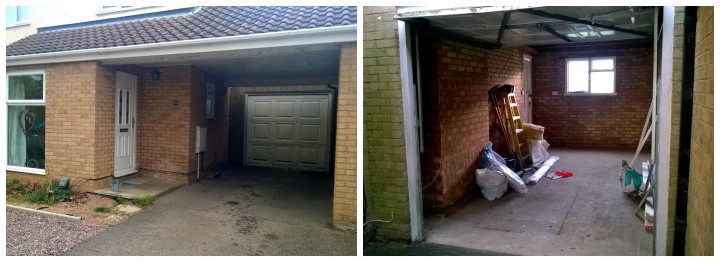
94;178;184;200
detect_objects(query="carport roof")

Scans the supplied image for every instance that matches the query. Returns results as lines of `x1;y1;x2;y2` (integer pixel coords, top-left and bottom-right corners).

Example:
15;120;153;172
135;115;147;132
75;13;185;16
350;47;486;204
396;6;654;47
6;6;357;56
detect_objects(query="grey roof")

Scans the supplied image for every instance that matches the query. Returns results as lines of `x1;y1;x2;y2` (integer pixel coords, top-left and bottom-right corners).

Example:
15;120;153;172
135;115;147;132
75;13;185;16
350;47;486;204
7;6;357;56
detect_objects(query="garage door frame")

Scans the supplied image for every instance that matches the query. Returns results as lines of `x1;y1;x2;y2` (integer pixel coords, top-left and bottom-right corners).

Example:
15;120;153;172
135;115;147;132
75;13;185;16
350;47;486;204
243;92;334;172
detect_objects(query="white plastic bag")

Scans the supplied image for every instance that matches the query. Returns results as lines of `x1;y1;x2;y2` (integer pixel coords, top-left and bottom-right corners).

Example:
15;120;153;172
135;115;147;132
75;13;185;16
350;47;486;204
529;139;550;166
476;168;508;201
488;156;528;195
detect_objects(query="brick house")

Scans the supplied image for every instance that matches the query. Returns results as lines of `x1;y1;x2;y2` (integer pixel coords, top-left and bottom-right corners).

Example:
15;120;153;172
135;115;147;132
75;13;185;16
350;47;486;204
4;6;357;228
364;6;712;255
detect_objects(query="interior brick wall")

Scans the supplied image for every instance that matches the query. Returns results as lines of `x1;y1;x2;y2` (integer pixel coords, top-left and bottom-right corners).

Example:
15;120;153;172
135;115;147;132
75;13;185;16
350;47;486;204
332;42;358;228
363;6;411;239
137;66;193;174
532;41;653;148
419;35;525;210
189;67;229;177
685;6;713;256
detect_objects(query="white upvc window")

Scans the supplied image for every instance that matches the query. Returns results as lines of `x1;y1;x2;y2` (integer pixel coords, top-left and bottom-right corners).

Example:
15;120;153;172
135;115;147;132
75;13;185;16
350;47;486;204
205;82;215;119
98;6;139;14
6;70;46;175
566;57;616;95
6;6;29;27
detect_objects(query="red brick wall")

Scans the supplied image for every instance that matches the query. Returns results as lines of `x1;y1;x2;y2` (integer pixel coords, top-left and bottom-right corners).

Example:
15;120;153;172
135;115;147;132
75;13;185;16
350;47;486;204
420;35;525;209
532;42;653;148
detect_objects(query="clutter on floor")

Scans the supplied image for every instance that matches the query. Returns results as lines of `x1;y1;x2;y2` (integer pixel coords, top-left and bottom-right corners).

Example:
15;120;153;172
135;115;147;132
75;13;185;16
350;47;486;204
617;101;655;231
475;84;562;201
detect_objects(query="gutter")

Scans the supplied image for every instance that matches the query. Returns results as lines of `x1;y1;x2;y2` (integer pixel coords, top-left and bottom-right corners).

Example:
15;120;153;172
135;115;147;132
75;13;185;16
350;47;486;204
6;24;357;66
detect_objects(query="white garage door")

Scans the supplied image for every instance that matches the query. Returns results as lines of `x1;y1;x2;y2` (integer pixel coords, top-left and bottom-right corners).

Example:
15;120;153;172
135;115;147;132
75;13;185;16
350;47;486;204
244;94;331;172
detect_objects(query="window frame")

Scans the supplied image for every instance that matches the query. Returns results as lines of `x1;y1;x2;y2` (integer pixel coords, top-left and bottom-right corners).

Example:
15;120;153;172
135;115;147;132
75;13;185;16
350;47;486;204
565;56;617;96
97;6;142;14
6;70;47;175
205;82;216;119
6;6;30;27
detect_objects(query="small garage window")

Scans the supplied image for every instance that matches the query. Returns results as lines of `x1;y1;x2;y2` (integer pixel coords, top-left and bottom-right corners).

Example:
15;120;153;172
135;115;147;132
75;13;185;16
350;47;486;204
205;82;215;119
566;57;616;94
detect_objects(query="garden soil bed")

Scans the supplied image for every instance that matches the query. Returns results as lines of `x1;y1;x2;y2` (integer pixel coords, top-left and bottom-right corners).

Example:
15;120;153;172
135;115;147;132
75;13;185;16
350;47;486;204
7;192;139;226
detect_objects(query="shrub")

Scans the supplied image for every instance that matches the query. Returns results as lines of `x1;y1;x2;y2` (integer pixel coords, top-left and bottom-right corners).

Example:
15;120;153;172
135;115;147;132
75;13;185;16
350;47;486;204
6;178;19;187
134;196;153;207
23;180;75;205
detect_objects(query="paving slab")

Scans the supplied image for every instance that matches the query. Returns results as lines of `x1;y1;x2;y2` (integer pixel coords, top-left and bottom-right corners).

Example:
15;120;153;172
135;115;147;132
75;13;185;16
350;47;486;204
94;179;184;200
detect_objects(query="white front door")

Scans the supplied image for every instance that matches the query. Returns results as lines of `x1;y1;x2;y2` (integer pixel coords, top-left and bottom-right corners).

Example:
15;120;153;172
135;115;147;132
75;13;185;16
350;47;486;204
114;72;137;177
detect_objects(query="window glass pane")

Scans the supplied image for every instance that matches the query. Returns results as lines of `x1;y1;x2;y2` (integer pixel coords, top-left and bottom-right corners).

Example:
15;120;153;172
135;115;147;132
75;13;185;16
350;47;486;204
591;58;614;70
126;90;130;125
8;74;43;100
8;105;45;169
591;71;615;93
16;6;28;22
567;60;589;92
206;99;214;117
6;6;17;24
119;91;123;124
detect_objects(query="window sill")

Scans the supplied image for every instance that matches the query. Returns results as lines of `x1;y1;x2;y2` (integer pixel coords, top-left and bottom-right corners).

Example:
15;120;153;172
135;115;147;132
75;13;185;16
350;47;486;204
6;166;46;175
564;92;617;96
97;6;149;15
6;22;30;28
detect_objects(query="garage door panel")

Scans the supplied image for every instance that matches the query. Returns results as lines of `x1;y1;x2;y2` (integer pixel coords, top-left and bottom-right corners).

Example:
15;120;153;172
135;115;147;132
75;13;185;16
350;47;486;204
300;124;320;142
245;94;330;171
252;123;271;140
299;147;321;165
250;144;271;162
275;146;295;163
277;123;295;140
301;101;321;118
253;101;272;117
277;101;295;118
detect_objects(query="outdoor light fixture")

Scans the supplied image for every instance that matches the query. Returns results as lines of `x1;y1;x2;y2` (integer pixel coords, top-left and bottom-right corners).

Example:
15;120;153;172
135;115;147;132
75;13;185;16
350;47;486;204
151;68;161;81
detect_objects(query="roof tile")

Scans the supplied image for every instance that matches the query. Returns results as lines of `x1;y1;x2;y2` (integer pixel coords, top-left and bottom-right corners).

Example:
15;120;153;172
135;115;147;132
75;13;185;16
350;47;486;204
7;6;356;56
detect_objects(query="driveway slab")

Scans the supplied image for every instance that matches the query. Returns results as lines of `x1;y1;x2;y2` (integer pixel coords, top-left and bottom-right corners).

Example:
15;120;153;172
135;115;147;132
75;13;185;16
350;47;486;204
66;166;356;256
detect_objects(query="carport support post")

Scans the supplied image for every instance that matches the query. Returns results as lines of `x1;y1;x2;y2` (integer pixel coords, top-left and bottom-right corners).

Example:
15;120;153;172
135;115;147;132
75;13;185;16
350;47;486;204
398;20;424;242
654;6;676;256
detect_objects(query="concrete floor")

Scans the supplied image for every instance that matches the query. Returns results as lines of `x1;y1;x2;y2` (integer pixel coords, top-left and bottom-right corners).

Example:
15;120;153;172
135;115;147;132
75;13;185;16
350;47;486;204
65;166;356;256
424;148;653;256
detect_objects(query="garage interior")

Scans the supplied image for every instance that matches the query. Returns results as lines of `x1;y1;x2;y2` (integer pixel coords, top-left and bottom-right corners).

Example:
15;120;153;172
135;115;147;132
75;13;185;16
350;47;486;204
398;6;659;255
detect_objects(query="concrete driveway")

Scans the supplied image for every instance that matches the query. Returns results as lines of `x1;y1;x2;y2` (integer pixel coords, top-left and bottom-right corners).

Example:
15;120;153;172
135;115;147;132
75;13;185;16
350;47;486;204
65;166;356;256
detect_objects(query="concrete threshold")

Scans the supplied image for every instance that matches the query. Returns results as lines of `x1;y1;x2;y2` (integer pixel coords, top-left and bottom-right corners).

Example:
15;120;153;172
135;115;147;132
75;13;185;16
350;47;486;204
94;179;184;200
7;205;82;221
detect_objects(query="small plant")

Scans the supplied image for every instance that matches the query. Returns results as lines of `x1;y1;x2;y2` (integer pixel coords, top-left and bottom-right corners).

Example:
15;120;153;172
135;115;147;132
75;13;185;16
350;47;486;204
115;195;126;204
134;196;153;207
22;179;75;205
6;178;19;187
94;206;109;213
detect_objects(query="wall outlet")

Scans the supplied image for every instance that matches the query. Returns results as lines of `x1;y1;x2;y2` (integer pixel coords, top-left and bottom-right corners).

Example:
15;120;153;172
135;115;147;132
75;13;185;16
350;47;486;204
552;91;559;96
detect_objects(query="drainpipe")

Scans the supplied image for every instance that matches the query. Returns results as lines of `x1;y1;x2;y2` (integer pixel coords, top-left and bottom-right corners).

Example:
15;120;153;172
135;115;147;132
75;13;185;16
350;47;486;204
673;6;697;256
